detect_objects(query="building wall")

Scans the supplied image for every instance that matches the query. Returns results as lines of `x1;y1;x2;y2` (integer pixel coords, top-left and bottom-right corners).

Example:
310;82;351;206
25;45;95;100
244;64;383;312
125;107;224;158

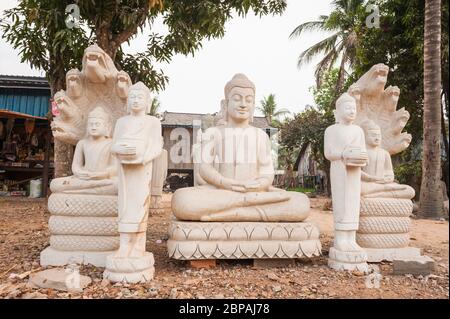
162;126;194;171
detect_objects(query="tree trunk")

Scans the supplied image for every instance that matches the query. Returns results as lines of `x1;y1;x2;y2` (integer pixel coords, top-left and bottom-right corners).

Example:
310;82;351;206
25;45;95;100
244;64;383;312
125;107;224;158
96;30;119;61
336;53;347;94
325;162;331;196
419;0;444;218
94;0;150;63
53;141;74;178
321;156;331;196
48;67;74;178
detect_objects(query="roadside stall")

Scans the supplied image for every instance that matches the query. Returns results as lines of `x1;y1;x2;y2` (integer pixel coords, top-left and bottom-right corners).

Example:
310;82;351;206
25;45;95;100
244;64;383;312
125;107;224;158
0;75;53;198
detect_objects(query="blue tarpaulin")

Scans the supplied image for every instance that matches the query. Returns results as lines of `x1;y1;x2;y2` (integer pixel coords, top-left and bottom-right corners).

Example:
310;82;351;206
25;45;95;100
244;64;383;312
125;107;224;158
0;75;51;119
0;93;50;118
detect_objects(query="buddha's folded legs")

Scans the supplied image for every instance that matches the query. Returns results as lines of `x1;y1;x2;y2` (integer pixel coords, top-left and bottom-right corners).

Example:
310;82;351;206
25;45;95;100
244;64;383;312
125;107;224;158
50;176;118;195
361;182;415;199
172;187;310;222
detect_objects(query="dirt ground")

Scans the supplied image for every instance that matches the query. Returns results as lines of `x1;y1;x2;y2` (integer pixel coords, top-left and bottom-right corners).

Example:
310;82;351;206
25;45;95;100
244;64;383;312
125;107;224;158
0;195;448;299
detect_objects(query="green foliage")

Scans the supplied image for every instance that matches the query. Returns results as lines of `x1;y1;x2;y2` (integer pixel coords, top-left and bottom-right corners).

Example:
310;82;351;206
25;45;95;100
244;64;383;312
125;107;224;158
281;70;338;173
1;0;286;93
289;0;366;89
1;0;88;93
276;143;296;170
354;0;426;145
355;0;449;188
116;49;169;92
394;160;422;186
147;96;161;116
281;106;329;172
354;0;447;144
311;68;340;115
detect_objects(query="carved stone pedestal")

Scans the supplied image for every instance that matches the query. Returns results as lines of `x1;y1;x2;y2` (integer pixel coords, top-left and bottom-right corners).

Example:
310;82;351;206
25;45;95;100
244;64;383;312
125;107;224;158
167;220;322;260
328;247;369;273
103;252;154;283
40;193;119;267
365;247;421;262
357;198;419;262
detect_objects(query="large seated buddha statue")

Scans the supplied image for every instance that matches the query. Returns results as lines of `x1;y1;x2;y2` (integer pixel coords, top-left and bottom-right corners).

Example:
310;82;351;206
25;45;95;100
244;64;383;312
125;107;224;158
171;73;310;222
50;106;117;195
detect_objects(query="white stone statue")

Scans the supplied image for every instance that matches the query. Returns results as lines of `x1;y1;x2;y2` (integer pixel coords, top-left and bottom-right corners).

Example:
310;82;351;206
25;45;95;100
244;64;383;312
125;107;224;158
360;120;415;199
324;93;369;272
51;45;130;145
167;74;322;262
348;64;421;262
50;107;117;195
42;45;169;268
42;45;129;267
103;82;163;283
171;73;310;222
149;149;169;215
42;111;120;267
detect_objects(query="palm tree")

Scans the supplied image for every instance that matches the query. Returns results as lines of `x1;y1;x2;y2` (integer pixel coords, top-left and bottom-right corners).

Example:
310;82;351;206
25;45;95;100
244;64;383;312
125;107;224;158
257;94;290;127
289;0;364;91
419;0;444;218
148;96;161;117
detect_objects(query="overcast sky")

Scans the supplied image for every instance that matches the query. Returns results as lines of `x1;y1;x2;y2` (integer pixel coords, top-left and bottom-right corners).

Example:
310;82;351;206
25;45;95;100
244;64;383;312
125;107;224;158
0;0;333;117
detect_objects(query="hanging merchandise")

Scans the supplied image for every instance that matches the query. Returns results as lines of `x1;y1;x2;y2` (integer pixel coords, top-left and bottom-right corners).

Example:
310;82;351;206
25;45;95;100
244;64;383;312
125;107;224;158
31;133;39;147
25;118;35;142
0;121;4;140
5;118;14;142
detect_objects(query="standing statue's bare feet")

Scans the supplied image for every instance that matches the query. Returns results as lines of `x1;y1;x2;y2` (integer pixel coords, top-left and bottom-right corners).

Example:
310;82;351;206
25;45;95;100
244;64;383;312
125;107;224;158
114;234;132;258
334;230;363;252
114;245;130;258
129;233;146;258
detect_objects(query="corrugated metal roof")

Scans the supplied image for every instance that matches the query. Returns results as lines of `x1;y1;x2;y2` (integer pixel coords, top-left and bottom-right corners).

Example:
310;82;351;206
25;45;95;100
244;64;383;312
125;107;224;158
0;75;51;118
0;75;50;90
0;93;50;118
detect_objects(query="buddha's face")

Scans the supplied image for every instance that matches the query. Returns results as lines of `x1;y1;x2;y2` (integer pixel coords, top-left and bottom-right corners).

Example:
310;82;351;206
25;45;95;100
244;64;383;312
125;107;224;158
337;100;357;123
127;89;148;113
88;117;107;138
226;87;255;123
366;128;382;147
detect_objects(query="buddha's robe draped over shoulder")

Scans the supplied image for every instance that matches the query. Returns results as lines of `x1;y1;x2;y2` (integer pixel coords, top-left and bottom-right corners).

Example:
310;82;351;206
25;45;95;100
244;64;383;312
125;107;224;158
200;126;274;186
113;115;162;233
324;123;366;231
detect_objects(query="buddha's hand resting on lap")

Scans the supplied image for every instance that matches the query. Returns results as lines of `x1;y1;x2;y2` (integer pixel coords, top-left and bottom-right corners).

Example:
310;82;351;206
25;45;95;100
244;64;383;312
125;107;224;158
369;175;395;184
367;175;385;183
77;171;109;180
231;180;261;193
77;171;91;180
88;171;109;180
381;175;395;183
